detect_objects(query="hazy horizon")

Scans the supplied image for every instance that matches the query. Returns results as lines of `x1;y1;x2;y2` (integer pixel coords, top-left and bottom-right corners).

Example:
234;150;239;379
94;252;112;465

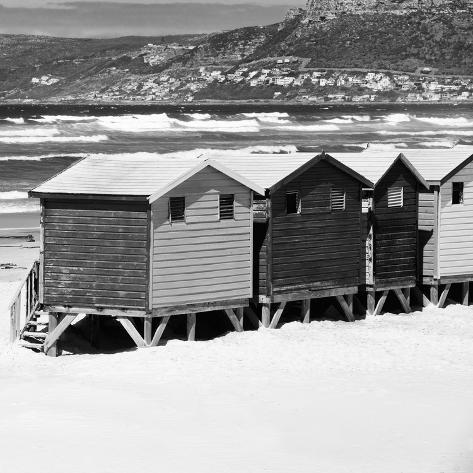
0;1;300;37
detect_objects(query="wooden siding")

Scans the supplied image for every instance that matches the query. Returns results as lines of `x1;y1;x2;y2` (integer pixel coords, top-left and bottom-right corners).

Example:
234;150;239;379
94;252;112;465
418;190;436;278
439;160;473;276
253;221;269;297
42;199;148;309
373;161;418;286
152;167;252;307
269;160;362;295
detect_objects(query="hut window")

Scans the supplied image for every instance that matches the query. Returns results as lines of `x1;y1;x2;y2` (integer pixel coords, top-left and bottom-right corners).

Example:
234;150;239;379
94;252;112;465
169;196;185;222
388;186;403;208
452;182;464;205
330;188;346;211
286;191;301;214
219;194;234;219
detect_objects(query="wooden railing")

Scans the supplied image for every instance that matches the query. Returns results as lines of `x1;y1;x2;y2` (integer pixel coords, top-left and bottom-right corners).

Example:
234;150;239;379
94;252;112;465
9;260;40;342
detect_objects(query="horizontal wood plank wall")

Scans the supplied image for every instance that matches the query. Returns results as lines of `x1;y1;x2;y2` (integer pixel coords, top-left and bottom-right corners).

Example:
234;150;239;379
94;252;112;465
43;199;148;309
253;221;269;297
270;160;362;295
152;167;252;307
374;161;418;286
418;190;435;278
439;161;473;276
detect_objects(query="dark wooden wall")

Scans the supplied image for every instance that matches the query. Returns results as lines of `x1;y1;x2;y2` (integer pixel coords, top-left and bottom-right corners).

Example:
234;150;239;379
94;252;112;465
373;160;418;287
260;161;362;298
42;199;149;309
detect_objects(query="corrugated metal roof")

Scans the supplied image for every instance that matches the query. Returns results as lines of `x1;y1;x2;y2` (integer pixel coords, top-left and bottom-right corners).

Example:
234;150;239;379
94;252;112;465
32;154;203;196
199;152;317;190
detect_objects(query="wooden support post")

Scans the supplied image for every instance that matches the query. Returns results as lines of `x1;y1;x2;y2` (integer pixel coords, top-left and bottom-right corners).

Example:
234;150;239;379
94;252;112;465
402;288;410;309
224;309;244;332
144;317;152;346
302;299;311;324
374;290;389;316
430;283;439;306
438;283;451;308
269;302;287;329
336;295;355;322
187;313;196;341
367;290;376;316
150;316;170;347
394;288;411;314
346;294;354;314
117;317;147;348
243;306;262;329
44;313;77;356
261;304;271;328
414;287;431;308
236;308;244;331
462;282;470;306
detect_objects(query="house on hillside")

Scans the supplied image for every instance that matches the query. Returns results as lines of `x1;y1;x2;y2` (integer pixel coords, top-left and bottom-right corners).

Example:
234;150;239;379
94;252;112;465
203;152;373;327
334;152;428;315
27;155;264;355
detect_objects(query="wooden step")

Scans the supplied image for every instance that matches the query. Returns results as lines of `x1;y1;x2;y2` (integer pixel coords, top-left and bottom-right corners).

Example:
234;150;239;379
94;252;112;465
25;320;48;327
19;341;44;351
23;331;47;339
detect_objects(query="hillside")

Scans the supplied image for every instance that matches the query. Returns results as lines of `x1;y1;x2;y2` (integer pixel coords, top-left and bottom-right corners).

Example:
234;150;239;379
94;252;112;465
0;2;472;104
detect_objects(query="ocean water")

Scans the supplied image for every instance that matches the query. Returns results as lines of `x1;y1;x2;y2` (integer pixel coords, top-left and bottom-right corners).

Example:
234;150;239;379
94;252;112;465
0;103;472;216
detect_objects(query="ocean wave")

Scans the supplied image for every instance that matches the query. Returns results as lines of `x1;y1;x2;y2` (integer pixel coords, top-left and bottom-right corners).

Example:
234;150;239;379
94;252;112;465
242;112;289;118
275;124;340;132
384;113;411;124
377;130;473;136
325;117;354;124
364;142;408;150
0;199;39;214
0;127;59;137
343;115;372;122
0;191;28;200
415;116;471;126
417;141;456;148
184;113;211;120
0;153;85;161
2;117;25;124
31;115;96;124
0;135;108;144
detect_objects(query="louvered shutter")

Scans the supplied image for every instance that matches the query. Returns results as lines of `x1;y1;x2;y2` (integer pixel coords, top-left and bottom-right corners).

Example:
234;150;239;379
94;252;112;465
388;186;403;208
169;196;186;222
219;194;234;219
330;188;345;211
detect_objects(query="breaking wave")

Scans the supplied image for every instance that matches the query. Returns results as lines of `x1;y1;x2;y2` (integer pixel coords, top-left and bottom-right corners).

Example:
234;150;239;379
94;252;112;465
0;135;108;144
2;117;25;124
0;191;28;200
415;116;472;126
377;130;473;136
385;113;411;124
0;127;59;137
275;124;340;132
31;115;96;124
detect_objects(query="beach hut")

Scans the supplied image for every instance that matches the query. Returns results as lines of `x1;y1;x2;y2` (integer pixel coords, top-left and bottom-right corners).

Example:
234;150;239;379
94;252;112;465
401;147;473;307
333;151;428;315
28;154;264;355
203;152;373;326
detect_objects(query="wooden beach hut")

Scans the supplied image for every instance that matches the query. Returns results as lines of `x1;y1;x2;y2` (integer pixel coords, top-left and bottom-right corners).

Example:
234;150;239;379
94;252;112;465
27;154;264;355
203;152;373;327
401;147;473;307
333;151;428;315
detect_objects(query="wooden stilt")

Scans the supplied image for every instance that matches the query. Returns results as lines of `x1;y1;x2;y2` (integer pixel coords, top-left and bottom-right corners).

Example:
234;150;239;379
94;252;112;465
235;308;244;330
244;306;262;329
117;317;147;348
462;282;470;306
336;295;355;322
269;302;287;329
302;299;311;324
144;317;152;346
367;290;376;315
394;288;411;313
261;304;271;328
44;313;77;356
374;290;389;316
150;316;170;347
224;309;244;332
346;294;354;314
187;313;196;341
414;287;430;307
430;284;439;306
438;283;451;308
402;288;410;309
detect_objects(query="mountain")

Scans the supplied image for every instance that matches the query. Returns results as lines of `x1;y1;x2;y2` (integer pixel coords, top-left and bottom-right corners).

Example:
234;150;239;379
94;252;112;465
0;0;472;103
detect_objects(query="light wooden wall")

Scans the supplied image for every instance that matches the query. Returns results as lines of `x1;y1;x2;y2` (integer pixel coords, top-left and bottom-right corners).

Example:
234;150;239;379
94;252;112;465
418;190;436;278
152;167;252;308
439;162;473;277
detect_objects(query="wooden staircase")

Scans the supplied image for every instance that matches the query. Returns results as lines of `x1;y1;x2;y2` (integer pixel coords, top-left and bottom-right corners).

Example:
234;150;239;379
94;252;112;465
18;310;49;352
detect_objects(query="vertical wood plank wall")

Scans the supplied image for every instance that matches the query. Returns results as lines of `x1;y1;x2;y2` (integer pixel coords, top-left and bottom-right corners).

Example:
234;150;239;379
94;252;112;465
418;190;436;278
439;161;473;276
373;161;418;287
42;199;148;309
268;161;362;296
152;167;252;307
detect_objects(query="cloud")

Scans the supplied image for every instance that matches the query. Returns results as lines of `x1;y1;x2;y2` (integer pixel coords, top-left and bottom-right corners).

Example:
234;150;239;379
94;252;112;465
0;2;293;37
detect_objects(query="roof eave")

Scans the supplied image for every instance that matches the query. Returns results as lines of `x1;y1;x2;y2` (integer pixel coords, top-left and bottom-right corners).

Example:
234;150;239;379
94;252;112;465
439;153;473;185
29;191;149;201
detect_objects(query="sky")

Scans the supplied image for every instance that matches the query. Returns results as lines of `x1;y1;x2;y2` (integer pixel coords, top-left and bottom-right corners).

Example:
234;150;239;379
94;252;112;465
0;1;301;37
